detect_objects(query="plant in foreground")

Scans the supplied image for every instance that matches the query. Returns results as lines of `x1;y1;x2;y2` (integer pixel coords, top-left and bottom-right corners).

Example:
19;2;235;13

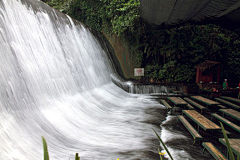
42;137;49;160
42;136;80;160
153;129;173;160
220;122;239;160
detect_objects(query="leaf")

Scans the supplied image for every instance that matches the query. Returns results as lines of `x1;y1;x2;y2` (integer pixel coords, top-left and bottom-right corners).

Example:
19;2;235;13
153;129;174;160
42;136;49;160
75;153;80;160
220;122;235;160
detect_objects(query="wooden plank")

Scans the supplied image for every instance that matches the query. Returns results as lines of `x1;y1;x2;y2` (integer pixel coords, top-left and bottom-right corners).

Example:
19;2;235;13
221;96;240;104
183;110;221;131
218;105;227;109
187;103;195;110
160;99;172;110
191;95;219;106
184;98;206;111
219;138;240;156
211;113;240;133
202;142;227;160
178;115;202;141
220;109;240;121
167;97;187;106
215;98;240;110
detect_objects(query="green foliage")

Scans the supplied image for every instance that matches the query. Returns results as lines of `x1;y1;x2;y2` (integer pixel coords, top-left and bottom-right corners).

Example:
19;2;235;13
68;0;103;31
48;0;141;36
44;0;69;12
226;43;240;81
173;64;195;83
106;0;140;36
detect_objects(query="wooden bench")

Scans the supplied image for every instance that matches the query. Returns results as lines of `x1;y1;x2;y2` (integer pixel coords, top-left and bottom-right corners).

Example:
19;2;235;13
160;99;172;111
220;96;240;104
219;138;240;157
184;98;206;113
211;113;240;133
191;95;219;106
187;103;195;110
169;89;183;96
202;142;227;160
218;105;227;109
215;98;240;110
178;115;203;144
220;109;240;121
167;97;187;107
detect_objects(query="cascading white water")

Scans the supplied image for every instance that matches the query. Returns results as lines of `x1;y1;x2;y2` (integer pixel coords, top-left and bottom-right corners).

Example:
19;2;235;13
0;0;166;159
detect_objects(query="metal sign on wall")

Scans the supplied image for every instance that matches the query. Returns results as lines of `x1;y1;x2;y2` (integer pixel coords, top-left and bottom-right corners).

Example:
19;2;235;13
134;68;144;76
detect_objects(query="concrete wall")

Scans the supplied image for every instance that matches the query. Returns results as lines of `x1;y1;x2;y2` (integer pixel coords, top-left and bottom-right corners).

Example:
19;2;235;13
103;32;138;79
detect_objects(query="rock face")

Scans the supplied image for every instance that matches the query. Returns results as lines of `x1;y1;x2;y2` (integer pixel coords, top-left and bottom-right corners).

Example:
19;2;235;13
140;0;240;32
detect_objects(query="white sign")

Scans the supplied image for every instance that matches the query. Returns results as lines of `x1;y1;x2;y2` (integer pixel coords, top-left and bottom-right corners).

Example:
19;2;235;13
134;68;144;76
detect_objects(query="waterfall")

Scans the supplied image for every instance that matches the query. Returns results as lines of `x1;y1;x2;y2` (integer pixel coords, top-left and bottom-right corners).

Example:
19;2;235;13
0;0;164;159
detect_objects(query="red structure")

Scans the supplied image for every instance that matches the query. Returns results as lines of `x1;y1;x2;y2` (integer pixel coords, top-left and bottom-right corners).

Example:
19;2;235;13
194;60;221;84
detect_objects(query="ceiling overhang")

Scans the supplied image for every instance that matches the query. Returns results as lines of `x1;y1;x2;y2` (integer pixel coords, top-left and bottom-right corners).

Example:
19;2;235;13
140;0;240;31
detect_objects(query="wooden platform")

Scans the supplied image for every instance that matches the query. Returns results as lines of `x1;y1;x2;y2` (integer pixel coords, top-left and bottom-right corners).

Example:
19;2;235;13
178;115;202;144
219;138;240;156
202;142;227;160
215;98;240;110
183;110;221;131
211;113;240;133
167;97;187;107
191;95;219;106
219;109;240;121
220;96;240;104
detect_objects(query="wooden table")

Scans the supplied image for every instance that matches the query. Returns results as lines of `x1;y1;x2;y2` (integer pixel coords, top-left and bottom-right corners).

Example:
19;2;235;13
167;97;187;107
183;110;221;131
220;109;240;121
191;95;220;107
219;138;240;156
220;96;240;104
199;89;221;98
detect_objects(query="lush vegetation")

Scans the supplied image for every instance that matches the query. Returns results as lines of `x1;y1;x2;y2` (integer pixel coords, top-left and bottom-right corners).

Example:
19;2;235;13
42;0;240;84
